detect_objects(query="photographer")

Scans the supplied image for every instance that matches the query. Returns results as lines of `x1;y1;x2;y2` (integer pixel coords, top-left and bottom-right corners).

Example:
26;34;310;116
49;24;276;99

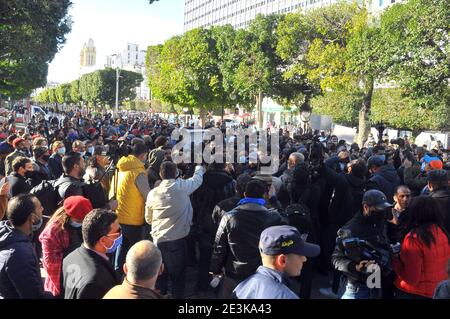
332;190;393;299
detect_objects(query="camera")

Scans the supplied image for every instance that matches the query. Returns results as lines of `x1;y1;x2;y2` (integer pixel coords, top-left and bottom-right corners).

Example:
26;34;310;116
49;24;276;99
338;229;394;275
390;138;405;148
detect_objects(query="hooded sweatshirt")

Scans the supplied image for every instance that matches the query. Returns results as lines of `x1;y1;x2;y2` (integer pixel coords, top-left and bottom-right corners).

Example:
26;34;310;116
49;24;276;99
0;221;47;299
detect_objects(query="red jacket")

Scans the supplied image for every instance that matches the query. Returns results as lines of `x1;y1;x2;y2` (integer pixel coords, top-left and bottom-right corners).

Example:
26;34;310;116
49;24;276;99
39;220;70;297
393;225;450;298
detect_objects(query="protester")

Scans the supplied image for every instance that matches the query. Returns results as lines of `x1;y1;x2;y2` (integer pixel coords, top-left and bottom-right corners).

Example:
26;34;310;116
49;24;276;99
4;137;27;176
393;196;450;299
103;240;164;299
210;180;284;298
111;142;150;278
428;170;450;232
146;161;205;298
0;194;49;298
39;196;93;297
61;209;121;299
8;156;33;198
48;141;65;178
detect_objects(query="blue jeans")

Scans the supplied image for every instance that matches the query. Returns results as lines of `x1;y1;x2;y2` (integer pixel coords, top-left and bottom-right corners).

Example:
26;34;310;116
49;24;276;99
341;282;381;299
156;237;188;299
114;224;146;277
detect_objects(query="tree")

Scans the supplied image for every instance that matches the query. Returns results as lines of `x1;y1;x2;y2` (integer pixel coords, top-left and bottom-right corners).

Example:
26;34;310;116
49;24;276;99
149;29;225;126
70;80;81;105
55;83;72;106
0;0;72;99
380;0;449;112
231;14;282;128
79;68;142;109
277;2;387;145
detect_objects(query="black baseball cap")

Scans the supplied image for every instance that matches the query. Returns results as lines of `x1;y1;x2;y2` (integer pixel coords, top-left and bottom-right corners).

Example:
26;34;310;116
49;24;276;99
259;225;320;257
362;189;392;210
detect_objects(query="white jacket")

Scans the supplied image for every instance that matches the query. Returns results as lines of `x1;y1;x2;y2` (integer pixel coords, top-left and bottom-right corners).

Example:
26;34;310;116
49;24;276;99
145;166;204;245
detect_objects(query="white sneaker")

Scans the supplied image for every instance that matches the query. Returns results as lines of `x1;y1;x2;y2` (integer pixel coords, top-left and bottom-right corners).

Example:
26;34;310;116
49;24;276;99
319;287;338;299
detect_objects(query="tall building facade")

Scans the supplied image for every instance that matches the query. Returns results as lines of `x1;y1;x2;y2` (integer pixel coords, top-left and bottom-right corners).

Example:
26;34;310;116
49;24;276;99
80;38;96;67
106;43;150;100
184;0;401;31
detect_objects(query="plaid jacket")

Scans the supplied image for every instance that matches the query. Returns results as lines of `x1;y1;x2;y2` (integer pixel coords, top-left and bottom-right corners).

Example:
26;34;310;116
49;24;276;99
39;220;70;297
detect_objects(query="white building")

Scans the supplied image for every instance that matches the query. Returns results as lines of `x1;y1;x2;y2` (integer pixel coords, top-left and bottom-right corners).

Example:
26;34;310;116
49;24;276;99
184;0;402;31
106;43;150;100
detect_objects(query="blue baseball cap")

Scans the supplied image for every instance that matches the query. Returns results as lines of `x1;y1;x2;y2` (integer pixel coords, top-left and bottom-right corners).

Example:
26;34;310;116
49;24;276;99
259;225;320;257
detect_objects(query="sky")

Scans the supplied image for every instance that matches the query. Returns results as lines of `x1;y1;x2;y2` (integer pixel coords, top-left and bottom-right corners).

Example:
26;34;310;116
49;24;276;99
47;0;185;84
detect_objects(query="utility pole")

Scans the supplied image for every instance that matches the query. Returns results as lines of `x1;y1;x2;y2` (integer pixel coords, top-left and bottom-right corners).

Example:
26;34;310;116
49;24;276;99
115;67;121;117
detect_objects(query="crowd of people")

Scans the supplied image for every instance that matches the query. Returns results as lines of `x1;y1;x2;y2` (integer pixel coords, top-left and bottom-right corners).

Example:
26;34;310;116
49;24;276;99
0;108;449;300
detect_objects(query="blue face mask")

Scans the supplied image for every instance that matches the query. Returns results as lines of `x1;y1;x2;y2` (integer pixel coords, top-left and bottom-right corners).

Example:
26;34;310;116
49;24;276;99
79;151;86;157
88;147;94;155
104;234;123;254
57;147;66;155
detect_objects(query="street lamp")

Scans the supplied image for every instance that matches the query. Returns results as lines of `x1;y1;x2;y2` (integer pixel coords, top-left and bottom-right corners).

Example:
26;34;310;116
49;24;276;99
115;67;122;117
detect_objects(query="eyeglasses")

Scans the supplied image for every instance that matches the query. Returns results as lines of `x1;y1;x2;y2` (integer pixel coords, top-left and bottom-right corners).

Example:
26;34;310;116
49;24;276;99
105;227;122;238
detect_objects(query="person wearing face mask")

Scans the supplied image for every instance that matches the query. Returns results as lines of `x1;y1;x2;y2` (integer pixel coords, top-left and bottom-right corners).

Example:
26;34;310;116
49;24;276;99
4;138;28;176
48;141;65;179
0;194;51;299
72;139;86;158
27;146;53;187
61;209;121;299
8;156;34;198
39;196;93;298
332;190;393;299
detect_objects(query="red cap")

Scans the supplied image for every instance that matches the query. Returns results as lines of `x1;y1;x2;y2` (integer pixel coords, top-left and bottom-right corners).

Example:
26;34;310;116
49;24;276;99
12;138;25;148
63;196;93;221
88;128;96;134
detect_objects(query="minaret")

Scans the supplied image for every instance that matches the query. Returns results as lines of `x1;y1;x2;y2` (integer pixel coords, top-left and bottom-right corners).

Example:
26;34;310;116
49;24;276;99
80;38;96;67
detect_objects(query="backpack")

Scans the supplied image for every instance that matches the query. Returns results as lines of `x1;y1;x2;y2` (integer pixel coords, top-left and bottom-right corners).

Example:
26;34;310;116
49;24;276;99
30;179;61;216
82;181;107;209
283;183;315;242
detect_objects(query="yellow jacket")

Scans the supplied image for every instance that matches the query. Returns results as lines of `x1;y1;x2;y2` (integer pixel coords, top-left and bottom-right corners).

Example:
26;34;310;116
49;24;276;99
110;155;147;226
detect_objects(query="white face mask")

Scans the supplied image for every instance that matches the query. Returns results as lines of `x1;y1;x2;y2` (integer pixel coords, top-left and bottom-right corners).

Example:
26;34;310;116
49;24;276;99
79;151;86;157
69;220;83;228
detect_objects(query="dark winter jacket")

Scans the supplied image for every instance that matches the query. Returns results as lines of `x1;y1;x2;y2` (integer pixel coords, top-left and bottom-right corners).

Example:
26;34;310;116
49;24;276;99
328;171;366;226
62;245;120;299
331;211;391;285
211;196;241;234
0;221;49;299
430;189;450;233
192;169;235;236
210;203;283;281
48;153;64;179
8;172;32;198
367;165;400;203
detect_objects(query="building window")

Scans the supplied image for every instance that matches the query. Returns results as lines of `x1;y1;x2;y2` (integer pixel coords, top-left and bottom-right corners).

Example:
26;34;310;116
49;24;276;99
379;0;384;6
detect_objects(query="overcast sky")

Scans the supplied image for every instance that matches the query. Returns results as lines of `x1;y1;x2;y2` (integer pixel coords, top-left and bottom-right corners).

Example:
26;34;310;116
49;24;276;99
47;0;184;84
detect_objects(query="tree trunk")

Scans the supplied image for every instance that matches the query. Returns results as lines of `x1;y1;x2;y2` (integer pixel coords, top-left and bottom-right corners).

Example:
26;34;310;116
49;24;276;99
357;77;374;147
256;90;263;129
199;108;207;128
